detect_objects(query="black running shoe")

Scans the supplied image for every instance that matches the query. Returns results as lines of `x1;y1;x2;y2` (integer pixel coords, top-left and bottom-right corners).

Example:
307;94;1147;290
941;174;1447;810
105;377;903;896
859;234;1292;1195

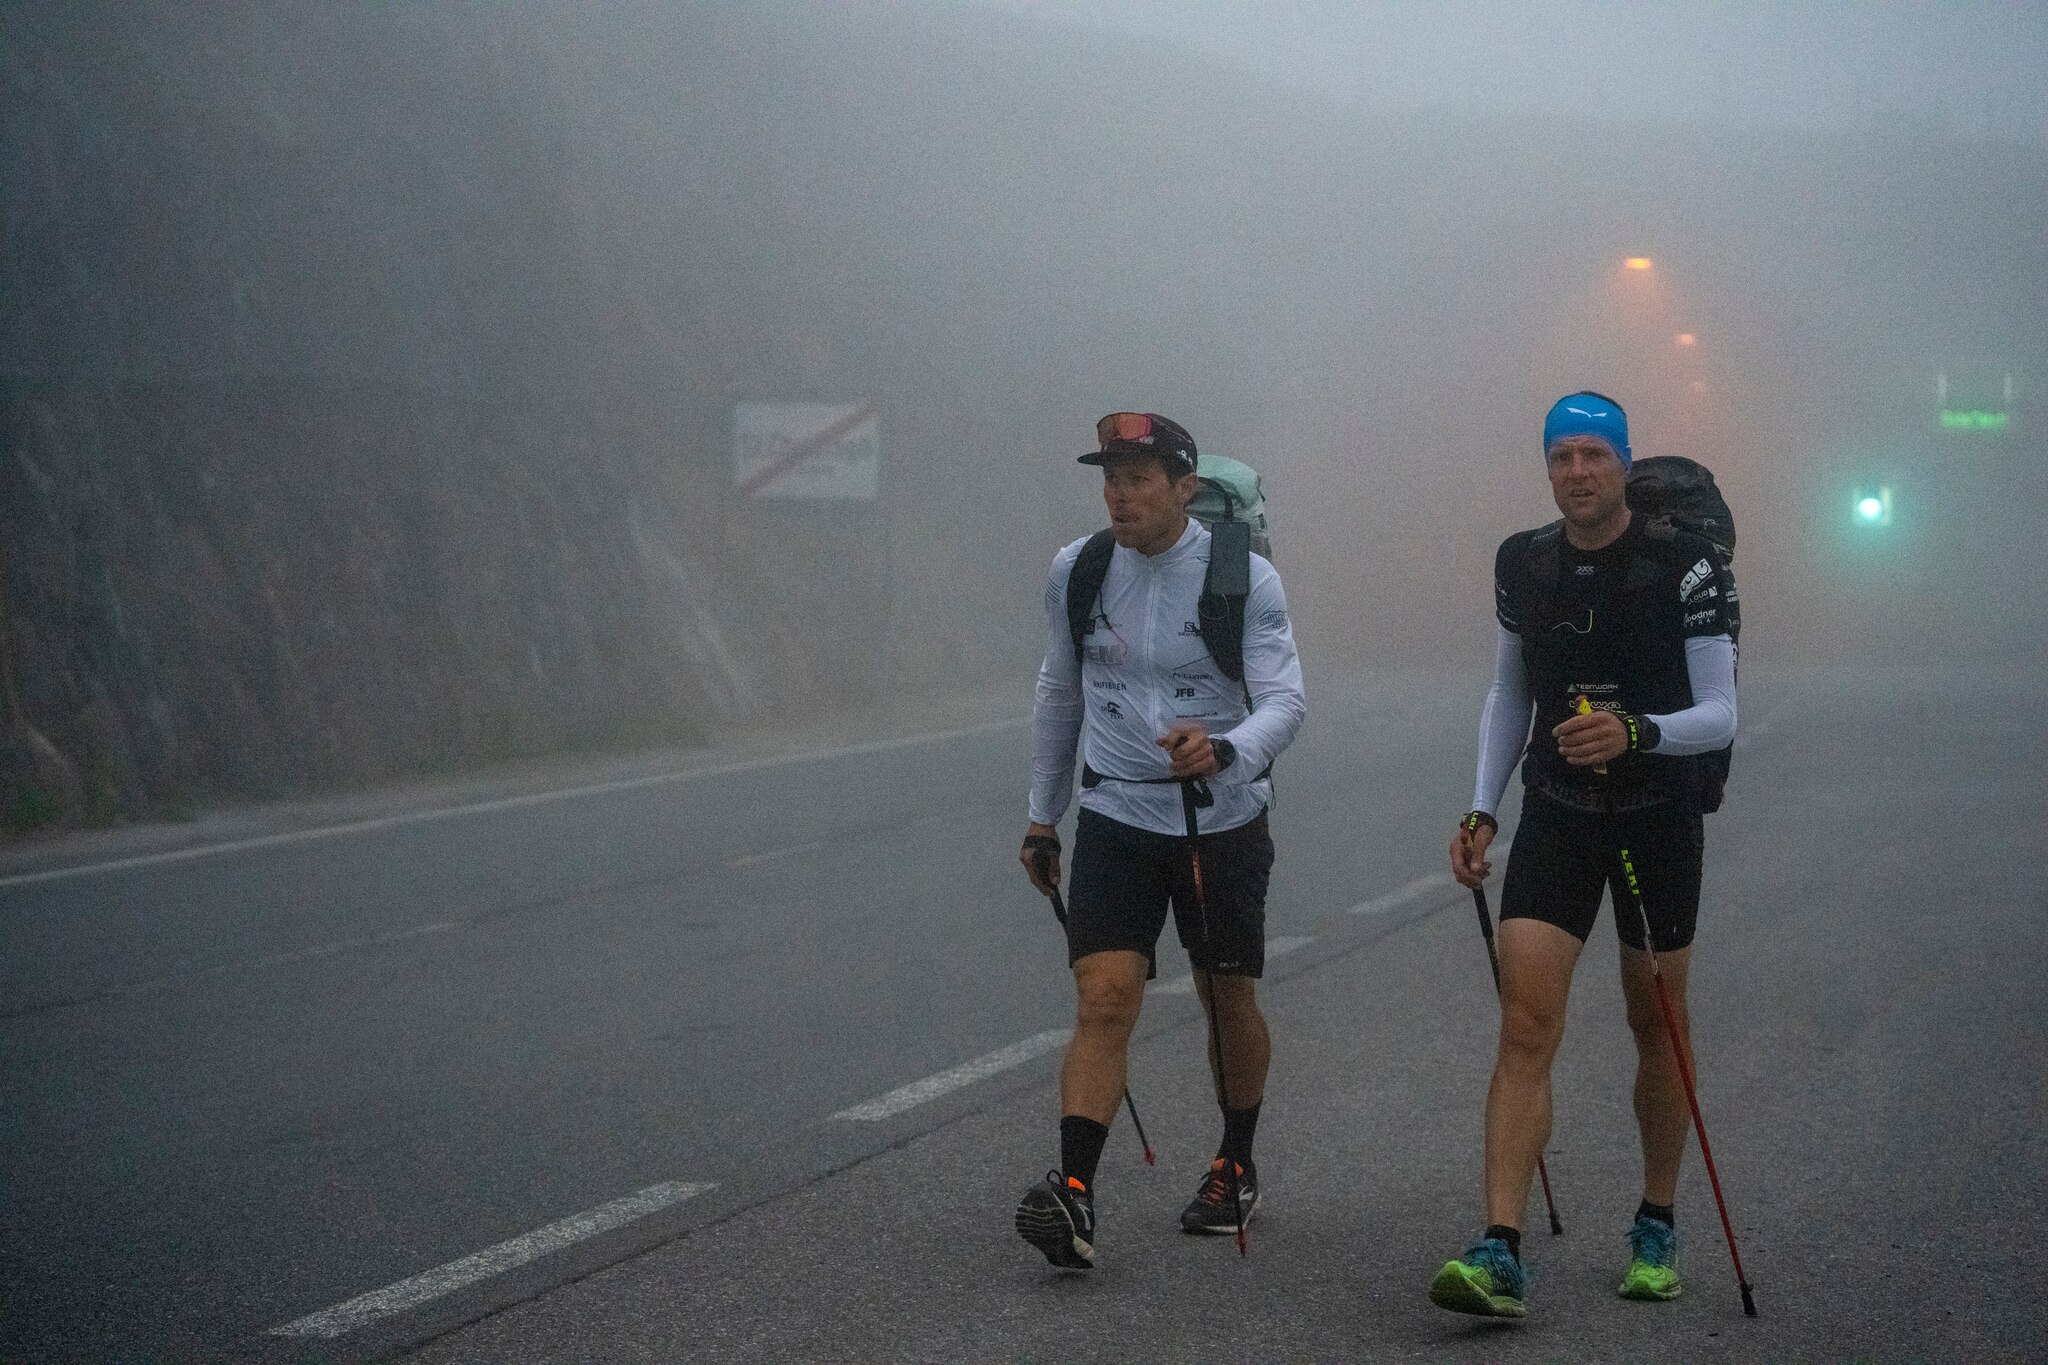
1180;1157;1258;1234
1015;1170;1096;1269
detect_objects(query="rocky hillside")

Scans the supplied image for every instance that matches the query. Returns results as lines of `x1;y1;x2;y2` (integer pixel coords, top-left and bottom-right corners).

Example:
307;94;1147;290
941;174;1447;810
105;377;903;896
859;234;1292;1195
0;6;738;828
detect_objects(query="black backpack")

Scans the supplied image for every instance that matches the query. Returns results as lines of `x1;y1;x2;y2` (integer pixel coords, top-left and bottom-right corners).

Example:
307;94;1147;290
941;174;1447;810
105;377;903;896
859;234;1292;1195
1626;456;1740;642
1064;519;1254;682
1629;455;1738;811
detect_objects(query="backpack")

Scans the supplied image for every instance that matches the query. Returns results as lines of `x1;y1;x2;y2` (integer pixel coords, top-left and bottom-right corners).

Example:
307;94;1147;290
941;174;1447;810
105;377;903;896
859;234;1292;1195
1064;456;1269;684
1186;455;1272;562
1625;456;1740;642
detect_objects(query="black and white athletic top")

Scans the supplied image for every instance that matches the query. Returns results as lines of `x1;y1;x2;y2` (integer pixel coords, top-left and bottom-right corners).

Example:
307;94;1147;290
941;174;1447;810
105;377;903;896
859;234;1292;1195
1030;519;1307;836
1473;515;1737;816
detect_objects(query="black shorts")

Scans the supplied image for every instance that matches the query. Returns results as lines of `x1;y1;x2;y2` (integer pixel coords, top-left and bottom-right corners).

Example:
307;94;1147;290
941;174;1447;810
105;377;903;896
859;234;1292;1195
1066;807;1275;978
1499;793;1704;952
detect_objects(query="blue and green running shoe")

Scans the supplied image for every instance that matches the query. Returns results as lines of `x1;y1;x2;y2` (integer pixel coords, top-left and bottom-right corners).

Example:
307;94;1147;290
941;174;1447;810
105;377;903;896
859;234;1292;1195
1618;1213;1682;1300
1428;1236;1528;1318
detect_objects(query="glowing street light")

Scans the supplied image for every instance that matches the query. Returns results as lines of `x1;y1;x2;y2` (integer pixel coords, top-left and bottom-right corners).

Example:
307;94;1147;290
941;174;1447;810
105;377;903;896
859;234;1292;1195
1676;333;1696;347
1623;257;1654;271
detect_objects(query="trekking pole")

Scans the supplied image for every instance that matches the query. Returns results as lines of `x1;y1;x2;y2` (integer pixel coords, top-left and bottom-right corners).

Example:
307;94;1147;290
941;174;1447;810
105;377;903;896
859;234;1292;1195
1036;847;1156;1166
1181;779;1248;1258
1470;884;1565;1236
1615;846;1759;1318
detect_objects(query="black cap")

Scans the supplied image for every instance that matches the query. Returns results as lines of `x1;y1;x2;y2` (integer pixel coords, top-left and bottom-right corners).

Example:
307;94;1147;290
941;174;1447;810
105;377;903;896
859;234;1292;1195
1080;412;1197;475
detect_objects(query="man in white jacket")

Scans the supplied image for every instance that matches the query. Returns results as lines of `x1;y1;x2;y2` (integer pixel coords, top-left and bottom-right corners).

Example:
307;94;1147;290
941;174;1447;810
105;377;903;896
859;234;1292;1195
1012;412;1306;1271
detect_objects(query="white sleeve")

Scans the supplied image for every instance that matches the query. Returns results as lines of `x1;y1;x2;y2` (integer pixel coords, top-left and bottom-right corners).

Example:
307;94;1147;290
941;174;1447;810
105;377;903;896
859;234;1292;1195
1027;549;1085;824
1471;624;1532;817
1646;635;1737;755
1214;557;1306;782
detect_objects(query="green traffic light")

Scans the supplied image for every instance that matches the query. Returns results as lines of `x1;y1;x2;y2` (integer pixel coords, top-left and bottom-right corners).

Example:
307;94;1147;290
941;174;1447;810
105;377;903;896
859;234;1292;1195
1857;497;1883;520
1852;486;1893;527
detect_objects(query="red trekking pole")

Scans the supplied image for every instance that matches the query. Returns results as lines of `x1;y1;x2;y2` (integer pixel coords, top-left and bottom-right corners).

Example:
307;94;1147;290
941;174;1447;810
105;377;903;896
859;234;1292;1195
1616;845;1759;1318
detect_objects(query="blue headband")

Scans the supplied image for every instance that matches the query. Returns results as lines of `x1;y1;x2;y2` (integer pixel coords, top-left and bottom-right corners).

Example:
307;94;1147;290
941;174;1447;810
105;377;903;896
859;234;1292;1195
1543;392;1631;467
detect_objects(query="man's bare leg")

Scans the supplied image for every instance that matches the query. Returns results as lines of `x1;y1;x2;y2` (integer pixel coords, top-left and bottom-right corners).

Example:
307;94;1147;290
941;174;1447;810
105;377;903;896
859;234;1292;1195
1619;942;1693;1206
1484;917;1586;1230
1192;973;1270;1110
1061;949;1149;1123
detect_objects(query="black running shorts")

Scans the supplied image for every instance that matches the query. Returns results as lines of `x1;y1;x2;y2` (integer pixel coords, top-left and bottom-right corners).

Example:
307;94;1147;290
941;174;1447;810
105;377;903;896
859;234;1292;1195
1498;794;1704;952
1065;807;1274;977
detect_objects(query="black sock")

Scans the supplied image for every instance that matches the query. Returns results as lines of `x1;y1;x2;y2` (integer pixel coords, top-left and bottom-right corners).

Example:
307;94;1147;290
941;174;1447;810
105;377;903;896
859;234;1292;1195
1059;1115;1110;1190
1636;1199;1675;1228
1217;1102;1262;1165
1483;1223;1523;1262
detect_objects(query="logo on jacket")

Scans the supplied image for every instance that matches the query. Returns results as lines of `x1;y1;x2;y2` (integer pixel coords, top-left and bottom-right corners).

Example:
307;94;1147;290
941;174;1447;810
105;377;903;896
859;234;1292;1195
1679;558;1713;602
1104;700;1124;719
1180;621;1203;636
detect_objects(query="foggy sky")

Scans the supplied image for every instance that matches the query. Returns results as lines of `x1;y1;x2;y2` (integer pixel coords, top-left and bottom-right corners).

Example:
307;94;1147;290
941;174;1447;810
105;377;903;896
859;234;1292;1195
979;1;2048;143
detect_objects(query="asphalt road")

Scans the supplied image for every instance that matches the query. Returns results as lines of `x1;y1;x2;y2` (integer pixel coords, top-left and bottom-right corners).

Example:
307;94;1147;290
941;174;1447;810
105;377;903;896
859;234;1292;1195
3;662;2043;1363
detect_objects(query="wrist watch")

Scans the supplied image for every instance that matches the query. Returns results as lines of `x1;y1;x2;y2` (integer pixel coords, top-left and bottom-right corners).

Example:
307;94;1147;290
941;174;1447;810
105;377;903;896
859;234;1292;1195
1210;737;1238;772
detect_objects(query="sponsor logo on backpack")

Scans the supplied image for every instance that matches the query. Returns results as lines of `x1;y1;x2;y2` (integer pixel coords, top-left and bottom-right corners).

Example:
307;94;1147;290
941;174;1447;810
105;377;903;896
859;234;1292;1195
1679;558;1713;602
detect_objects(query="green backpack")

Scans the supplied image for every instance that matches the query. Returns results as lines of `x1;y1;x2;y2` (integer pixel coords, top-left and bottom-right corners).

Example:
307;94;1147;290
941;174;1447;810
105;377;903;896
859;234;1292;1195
1186;454;1272;561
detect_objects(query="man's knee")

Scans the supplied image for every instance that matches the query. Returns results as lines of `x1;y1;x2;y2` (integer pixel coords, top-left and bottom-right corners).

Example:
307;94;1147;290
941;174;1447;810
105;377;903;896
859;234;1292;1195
1497;994;1568;1066
1073;956;1145;1033
1200;974;1262;1022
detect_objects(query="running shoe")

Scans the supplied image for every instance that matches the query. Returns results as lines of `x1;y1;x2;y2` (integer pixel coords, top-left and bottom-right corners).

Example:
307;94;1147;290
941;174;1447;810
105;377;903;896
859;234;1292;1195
1428;1236;1528;1318
1015;1170;1096;1270
1180;1157;1258;1234
1618;1213;1682;1300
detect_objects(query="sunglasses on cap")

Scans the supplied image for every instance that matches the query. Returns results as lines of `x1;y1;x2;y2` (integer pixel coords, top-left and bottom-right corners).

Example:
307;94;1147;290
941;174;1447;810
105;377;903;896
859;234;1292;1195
1089;412;1196;468
1097;412;1165;447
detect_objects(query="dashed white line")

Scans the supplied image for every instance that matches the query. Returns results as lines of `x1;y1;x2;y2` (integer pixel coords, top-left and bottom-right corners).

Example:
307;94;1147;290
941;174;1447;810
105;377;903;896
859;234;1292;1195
728;840;832;868
270;1180;716;1339
1344;856;1507;918
830;1029;1073;1121
1345;873;1451;916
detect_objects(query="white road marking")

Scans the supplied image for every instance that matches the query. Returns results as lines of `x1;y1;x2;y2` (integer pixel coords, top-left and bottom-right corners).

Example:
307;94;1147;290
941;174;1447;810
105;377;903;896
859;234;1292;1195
728;840;832;868
830;1029;1073;1121
1344;855;1509;918
270;1180;715;1339
1346;873;1453;916
0;716;1029;891
226;919;459;974
1152;934;1314;996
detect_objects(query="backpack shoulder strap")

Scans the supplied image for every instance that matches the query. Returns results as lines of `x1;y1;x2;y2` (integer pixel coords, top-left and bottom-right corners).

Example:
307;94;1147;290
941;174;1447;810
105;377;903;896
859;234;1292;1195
1065;529;1117;665
1624;518;1676;592
1199;520;1252;683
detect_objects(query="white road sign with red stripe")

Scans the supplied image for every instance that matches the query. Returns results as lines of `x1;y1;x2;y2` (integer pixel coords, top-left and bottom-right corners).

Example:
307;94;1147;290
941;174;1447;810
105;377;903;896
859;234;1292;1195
731;402;881;499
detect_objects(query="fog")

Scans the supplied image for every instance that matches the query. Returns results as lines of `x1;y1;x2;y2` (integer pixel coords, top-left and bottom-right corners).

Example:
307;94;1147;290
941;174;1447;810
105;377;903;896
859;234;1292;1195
7;10;2048;1357
4;0;2044;814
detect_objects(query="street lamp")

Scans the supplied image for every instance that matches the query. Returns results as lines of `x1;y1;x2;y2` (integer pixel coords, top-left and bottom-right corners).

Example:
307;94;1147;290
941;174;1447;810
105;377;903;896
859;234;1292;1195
1624;257;1654;271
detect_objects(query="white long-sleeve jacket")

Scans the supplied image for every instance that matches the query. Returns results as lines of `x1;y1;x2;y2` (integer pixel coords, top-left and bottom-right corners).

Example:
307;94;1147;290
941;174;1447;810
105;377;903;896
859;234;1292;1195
1029;519;1307;836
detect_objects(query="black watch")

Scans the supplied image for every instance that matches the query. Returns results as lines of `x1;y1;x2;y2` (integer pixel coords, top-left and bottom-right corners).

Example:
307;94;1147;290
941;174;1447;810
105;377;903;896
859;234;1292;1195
1620;714;1663;754
1210;737;1238;773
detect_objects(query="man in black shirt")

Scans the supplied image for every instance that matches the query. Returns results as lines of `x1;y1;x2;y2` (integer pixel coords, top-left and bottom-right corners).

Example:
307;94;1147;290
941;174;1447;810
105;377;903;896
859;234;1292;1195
1430;392;1738;1319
